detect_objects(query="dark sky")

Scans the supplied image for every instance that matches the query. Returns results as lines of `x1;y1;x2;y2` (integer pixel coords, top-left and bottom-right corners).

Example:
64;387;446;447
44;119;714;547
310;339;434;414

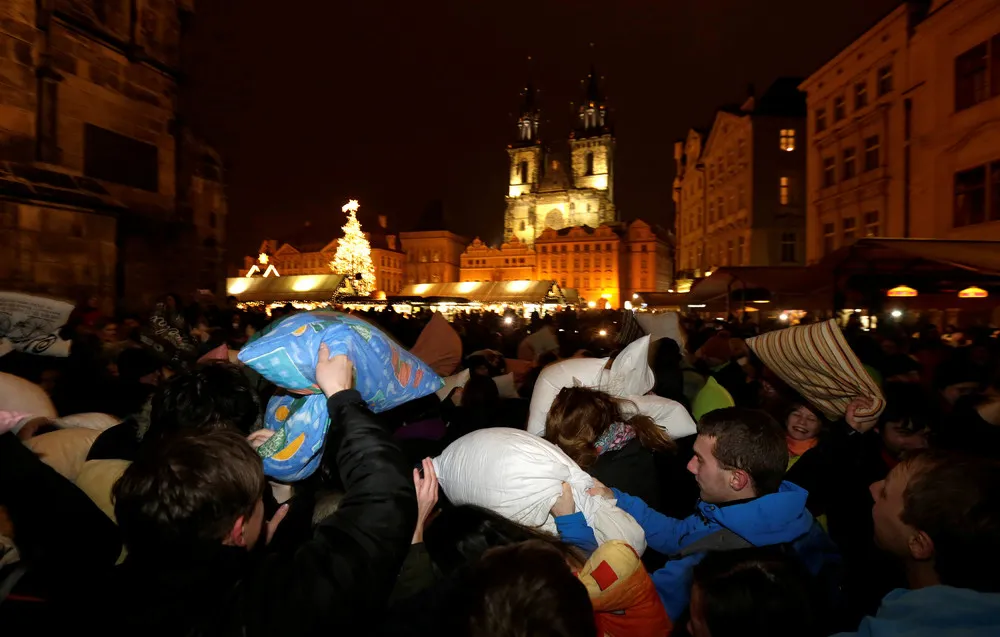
186;0;900;260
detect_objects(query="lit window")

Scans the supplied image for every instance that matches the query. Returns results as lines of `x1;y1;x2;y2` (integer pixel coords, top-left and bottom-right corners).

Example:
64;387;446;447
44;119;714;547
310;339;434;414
779;176;790;205
780;129;796;151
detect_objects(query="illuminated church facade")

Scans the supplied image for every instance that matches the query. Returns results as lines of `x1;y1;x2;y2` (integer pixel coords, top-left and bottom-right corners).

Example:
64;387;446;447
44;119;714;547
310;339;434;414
504;69;618;245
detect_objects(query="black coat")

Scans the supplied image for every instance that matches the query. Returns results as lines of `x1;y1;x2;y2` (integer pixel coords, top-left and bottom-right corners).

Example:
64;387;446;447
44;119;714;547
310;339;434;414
3;389;417;637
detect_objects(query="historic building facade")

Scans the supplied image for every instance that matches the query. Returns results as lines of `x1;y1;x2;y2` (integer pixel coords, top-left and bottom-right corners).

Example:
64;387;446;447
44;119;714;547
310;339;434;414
0;0;226;308
800;0;1000;263
398;230;468;285
244;215;406;294
460;219;671;308
503;72;618;246
673;79;807;275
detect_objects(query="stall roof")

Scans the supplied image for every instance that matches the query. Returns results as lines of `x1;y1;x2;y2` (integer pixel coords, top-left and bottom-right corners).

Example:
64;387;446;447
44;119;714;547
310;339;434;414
399;280;567;304
822;238;1000;276
226;274;351;302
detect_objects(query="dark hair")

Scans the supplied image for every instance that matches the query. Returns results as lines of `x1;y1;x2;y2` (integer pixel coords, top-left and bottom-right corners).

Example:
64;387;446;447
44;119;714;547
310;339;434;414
692;547;822;637
544;386;675;468
147;362;262;441
698;408;788;495
425;505;584;575
780;394;831;432
114;430;266;554
460;540;597;637
878;382;937;434
900;450;1000;592
461;373;500;410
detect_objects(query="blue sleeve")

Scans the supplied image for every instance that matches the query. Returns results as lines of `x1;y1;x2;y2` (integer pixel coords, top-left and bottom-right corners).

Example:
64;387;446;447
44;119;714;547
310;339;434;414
651;552;705;622
613;488;689;555
554;511;598;554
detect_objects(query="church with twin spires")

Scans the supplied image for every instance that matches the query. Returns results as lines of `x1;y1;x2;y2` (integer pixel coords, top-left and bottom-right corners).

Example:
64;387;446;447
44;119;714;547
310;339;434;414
504;68;618;245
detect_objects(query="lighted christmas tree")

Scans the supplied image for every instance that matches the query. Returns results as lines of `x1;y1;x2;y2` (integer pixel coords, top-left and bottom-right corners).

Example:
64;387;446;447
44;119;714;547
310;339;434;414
329;199;377;296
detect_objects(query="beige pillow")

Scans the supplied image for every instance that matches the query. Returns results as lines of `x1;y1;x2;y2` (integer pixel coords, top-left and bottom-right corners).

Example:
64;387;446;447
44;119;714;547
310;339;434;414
75;459;131;522
24;428;101;481
0;372;57;418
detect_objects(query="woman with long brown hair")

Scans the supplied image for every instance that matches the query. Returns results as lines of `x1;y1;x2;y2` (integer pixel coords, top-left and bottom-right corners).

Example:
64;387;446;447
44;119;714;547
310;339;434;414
543;386;676;511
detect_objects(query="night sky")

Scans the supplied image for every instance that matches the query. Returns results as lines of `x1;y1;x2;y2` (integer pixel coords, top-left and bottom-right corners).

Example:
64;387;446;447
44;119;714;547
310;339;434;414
185;0;900;260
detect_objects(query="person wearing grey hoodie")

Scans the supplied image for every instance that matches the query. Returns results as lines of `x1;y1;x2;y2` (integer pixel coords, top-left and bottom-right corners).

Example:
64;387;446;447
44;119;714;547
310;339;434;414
834;450;1000;637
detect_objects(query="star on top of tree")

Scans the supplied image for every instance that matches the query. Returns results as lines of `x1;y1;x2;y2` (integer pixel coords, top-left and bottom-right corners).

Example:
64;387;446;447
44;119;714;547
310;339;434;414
342;199;360;214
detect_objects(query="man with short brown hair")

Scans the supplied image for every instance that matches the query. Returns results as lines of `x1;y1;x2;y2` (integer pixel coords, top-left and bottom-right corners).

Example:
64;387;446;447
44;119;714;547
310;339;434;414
834;451;1000;636
581;407;838;623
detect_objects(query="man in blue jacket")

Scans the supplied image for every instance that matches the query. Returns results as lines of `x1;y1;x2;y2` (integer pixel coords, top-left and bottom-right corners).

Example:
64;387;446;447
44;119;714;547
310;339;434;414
833;450;1000;636
559;407;838;623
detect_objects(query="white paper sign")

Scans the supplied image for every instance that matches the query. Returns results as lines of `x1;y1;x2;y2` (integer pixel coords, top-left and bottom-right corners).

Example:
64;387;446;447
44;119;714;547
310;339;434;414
0;291;74;357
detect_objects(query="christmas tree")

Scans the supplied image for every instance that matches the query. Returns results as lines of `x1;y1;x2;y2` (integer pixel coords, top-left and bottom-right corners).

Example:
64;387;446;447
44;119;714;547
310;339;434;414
329;199;377;297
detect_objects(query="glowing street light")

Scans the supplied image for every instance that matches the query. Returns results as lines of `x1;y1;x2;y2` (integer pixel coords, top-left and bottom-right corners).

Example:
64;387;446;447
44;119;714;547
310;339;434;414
504;316;513;325
891;309;903;318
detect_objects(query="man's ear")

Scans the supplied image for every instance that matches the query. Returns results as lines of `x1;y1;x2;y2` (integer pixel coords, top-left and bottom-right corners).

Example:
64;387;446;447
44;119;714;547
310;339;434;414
227;515;249;547
729;469;751;493
908;529;935;562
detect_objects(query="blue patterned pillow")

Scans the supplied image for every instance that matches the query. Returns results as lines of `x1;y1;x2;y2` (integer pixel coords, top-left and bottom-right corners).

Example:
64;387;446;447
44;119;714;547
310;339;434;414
239;311;443;480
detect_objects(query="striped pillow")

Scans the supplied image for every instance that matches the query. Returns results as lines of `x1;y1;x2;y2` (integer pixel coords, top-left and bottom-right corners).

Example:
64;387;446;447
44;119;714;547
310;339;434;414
746;319;884;429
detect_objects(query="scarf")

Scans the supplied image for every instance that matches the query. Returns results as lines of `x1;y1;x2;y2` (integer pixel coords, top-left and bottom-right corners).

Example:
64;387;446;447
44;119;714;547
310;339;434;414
786;434;818;459
595;422;636;456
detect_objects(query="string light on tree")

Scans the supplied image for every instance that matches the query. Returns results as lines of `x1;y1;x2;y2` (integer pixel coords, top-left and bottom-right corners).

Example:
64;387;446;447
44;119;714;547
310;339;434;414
329;199;376;297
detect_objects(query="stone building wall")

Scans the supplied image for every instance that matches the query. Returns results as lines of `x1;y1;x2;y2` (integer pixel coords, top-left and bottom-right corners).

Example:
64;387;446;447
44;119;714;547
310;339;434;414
0;0;227;309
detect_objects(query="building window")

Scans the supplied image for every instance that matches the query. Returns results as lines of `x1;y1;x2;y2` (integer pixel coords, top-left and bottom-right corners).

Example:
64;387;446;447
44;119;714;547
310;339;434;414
583;257;590;268
574;244;580;252
954;165;988;227
864;135;881;172
519;220;526;231
842;217;857;243
708;164;715;181
780;129;796;151
864;210;880;237
843;147;857;180
737;184;746;210
583;244;590;252
709;200;716;223
726;240;733;265
779;176;790;205
594;244;601;252
562;245;568;252
854;81;868;110
823;157;836;188
955;37;1000;111
833;96;846;121
37;77;59;163
540;246;547;253
823;223;836;255
84;124;159;192
780;232;796;263
815;108;827;133
878;65;893;96
586;152;595;176
519;161;528;184
718;196;725;218
737;236;745;265
606;243;612;251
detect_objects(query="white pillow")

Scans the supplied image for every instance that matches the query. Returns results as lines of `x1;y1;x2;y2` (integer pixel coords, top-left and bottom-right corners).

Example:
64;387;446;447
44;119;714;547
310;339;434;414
436;368;471;401
433;428;646;553
621;394;697;439
527;336;654;436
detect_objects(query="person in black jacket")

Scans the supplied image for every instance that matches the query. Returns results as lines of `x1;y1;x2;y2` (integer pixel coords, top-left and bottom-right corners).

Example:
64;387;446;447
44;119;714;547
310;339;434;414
1;344;417;636
542;386;675;511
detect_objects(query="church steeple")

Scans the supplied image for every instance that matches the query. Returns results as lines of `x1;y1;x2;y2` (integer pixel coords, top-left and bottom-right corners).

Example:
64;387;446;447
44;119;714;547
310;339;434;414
575;64;610;138
514;82;540;146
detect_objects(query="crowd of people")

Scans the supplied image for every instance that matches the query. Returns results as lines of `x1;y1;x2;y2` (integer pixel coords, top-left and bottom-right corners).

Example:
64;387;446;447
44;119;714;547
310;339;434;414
0;293;998;636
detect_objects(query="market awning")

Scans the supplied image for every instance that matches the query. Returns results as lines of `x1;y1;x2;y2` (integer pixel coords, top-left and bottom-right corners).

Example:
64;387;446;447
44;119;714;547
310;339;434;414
821;238;1000;277
226;274;352;302
399;280;567;304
